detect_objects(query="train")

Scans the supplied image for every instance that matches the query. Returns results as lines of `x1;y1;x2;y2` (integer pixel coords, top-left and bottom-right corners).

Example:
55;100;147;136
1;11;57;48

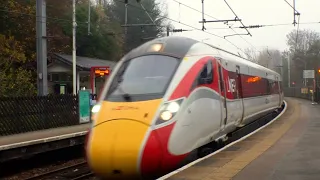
85;36;284;179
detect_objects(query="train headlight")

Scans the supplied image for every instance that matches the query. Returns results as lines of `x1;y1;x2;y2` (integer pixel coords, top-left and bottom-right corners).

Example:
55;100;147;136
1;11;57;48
166;101;180;113
156;99;184;125
91;104;101;121
160;111;173;121
148;43;163;52
91;104;101;113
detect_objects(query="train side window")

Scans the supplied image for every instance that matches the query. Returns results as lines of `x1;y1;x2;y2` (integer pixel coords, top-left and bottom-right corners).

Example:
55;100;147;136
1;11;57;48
198;60;213;85
218;65;224;92
266;79;272;95
191;60;214;90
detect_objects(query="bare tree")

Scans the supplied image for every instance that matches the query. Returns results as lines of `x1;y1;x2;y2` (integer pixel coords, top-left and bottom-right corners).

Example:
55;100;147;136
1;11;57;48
243;47;258;63
286;29;320;54
256;48;282;72
285;29;320;86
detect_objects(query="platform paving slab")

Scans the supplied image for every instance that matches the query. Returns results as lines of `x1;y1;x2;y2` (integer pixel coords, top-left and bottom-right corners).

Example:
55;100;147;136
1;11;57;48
165;97;307;180
0;123;90;150
233;98;320;180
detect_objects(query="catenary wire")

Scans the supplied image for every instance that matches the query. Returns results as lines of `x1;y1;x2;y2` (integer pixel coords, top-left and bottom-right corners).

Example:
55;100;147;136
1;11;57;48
294;15;301;52
113;0;246;54
222;0;252;36
1;1;245;54
283;0;300;14
172;0;219;20
204;21;320;30
0;8;89;25
0;7;124;38
171;0;255;51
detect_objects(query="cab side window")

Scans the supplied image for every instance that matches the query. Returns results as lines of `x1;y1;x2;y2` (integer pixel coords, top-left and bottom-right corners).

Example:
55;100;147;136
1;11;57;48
191;60;214;90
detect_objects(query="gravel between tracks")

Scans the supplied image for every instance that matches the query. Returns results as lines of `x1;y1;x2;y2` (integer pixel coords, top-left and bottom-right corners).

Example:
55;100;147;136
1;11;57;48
3;158;86;180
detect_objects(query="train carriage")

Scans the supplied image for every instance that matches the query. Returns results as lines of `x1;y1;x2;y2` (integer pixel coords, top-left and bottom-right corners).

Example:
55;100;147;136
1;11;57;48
85;36;284;179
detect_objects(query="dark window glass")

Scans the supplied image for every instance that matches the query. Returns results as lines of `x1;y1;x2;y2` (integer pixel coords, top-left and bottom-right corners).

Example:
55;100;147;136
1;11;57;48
218;65;224;91
191;60;214;90
52;74;59;81
106;55;180;101
206;61;213;80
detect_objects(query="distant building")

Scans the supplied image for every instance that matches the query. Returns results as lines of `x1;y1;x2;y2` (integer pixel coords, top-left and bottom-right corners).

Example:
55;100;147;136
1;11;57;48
47;53;116;96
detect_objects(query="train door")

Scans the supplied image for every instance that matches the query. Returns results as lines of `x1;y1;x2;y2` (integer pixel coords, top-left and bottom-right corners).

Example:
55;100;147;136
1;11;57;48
276;76;281;107
236;65;244;123
218;62;227;129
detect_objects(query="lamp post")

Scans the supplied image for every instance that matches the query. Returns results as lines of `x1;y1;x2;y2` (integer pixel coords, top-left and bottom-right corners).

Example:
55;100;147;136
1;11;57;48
72;0;77;95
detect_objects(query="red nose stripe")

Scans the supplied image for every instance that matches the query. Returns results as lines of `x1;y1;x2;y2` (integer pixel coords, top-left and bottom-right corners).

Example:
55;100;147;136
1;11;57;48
140;122;189;176
169;56;213;100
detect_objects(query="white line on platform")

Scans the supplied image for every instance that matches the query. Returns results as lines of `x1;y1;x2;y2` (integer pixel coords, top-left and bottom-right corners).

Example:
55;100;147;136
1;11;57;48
157;101;288;180
0;131;88;151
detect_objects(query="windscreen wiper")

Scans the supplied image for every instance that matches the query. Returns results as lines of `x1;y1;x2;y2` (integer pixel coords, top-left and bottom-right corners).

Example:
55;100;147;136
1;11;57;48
116;78;132;102
122;93;132;101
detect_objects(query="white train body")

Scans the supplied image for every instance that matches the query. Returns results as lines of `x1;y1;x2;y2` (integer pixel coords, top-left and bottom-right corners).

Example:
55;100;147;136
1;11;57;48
86;36;284;179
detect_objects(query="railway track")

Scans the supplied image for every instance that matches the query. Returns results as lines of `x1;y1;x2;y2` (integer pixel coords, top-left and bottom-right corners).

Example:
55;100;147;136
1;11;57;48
22;161;94;180
10;105;284;180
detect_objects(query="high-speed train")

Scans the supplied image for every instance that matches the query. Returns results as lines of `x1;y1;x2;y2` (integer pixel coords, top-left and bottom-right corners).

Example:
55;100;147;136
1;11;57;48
85;36;284;179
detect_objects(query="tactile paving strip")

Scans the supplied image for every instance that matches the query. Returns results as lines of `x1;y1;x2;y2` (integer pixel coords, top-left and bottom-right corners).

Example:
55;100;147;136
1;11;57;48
166;99;300;180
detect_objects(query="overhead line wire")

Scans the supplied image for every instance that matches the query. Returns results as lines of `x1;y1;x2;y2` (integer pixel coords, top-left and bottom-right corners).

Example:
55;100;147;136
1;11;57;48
172;0;218;20
294;15;301;53
229;28;256;51
0;7;189;37
113;0;245;54
283;0;300;14
222;0;252;36
171;0;255;52
0;8;88;25
204;21;320;29
1;1;245;55
0;8;125;38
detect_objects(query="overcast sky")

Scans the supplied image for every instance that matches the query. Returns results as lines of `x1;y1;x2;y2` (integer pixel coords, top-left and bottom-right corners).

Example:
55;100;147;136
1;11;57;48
165;0;320;55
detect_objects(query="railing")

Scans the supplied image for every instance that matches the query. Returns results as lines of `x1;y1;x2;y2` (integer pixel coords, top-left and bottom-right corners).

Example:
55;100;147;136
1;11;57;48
283;86;319;102
0;94;80;136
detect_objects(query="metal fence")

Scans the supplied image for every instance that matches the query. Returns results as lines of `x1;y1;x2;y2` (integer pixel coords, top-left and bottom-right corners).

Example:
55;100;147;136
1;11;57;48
2;87;316;137
0;94;80;136
283;86;320;102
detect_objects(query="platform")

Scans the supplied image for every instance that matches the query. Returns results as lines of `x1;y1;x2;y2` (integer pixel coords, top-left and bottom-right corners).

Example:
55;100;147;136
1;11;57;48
160;97;320;180
0;124;90;151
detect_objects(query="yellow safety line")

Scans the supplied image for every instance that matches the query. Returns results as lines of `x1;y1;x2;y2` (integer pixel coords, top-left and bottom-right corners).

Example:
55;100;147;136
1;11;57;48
202;100;300;180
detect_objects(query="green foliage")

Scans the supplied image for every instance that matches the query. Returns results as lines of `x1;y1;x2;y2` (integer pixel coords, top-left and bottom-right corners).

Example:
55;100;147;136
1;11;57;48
0;35;36;96
59;2;123;60
0;0;37;63
106;0;171;52
0;0;170;96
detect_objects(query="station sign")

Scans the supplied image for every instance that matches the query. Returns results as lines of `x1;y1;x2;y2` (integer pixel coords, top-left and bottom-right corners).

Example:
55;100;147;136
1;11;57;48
303;70;314;79
79;90;91;124
94;67;110;76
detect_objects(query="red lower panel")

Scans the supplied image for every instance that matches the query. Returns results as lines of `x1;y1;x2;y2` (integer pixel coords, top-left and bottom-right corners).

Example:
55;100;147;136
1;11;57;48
140;123;189;176
140;132;162;175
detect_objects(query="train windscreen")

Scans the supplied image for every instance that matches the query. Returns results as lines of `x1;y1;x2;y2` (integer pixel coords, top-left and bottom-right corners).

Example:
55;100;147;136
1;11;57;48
105;55;180;102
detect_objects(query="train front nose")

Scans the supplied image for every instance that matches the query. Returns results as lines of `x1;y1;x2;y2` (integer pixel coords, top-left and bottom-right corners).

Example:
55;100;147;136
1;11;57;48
86;119;162;179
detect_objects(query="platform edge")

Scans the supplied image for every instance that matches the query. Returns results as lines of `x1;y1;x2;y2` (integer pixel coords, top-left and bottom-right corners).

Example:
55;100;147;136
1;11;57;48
158;101;288;180
0;131;88;151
